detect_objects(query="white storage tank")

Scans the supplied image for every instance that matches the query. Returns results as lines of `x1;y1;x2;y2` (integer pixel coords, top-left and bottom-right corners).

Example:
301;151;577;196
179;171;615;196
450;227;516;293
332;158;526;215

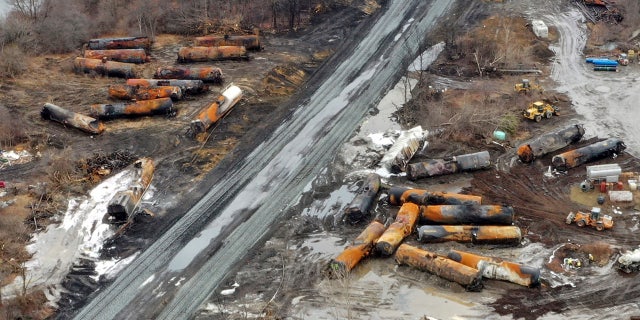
531;20;548;39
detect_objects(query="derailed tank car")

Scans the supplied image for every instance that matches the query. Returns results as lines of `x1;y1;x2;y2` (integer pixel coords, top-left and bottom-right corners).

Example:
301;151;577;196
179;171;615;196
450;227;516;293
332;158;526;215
551;138;626;171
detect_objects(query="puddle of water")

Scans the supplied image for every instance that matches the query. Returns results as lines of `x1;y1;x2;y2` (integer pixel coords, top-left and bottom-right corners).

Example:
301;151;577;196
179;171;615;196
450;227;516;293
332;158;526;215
302;184;352;219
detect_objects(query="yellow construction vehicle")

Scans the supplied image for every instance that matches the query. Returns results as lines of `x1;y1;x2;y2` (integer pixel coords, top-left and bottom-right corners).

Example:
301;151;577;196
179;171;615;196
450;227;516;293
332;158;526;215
565;207;613;231
514;79;543;94
522;101;558;122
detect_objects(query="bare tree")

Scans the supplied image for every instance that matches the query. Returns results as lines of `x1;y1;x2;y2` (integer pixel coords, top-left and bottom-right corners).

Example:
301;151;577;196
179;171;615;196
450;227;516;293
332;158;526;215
9;0;44;21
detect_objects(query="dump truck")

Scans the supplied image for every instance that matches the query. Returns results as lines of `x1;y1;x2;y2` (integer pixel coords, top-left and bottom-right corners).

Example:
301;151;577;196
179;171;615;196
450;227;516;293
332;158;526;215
523;101;558;122
565;207;613;231
514;79;543;94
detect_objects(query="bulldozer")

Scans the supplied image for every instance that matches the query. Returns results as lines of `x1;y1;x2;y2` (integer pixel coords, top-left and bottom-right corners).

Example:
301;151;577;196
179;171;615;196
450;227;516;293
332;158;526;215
514;79;543;94
522;101;558;122
566;207;613;231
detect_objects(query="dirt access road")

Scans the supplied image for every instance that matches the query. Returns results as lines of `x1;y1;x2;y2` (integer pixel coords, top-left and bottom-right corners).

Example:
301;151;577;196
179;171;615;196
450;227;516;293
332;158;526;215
72;1;459;319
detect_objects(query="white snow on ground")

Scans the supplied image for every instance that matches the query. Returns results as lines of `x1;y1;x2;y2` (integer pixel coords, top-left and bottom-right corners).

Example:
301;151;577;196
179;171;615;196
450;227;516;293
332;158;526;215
0;169;137;304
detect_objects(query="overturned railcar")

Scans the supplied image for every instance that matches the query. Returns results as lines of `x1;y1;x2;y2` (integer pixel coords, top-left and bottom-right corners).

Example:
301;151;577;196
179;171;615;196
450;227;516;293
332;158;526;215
194;33;261;51
375;203;420;256
74;57;136;78
189;85;243;137
395;244;483;291
177;46;249;62
90;98;174;119
387;186;482;206
328;221;386;276
417;225;522;245
84;49;149;64
126;79;208;95
447;249;540;287
41;103;105;134
517;124;585;163
109;84;183;101
407;151;491;181
154;66;224;84
344;173;381;224
419;204;515;225
87;36;151;51
551;138;626;171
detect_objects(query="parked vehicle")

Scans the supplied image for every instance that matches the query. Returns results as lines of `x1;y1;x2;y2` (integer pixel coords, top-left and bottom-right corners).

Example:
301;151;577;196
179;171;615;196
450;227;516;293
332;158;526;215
523;101;558;122
565;207;613;231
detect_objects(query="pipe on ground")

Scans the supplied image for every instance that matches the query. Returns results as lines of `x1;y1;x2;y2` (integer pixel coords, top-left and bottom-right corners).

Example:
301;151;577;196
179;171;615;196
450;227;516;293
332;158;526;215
395;244;483;291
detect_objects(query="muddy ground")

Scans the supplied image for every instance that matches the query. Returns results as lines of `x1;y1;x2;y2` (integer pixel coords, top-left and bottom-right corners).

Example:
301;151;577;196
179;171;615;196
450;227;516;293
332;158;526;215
2;0;640;319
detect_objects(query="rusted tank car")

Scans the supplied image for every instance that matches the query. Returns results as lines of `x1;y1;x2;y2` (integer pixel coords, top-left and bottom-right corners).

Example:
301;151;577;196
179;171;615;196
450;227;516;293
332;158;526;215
387;186;482;206
90;98;174;119
87;36;151;51
108;158;155;221
407;151;491;181
190;85;243;136
83;49;149;64
417;225;522;245
395;244;483;291
194;34;261;51
154;66;224;84
517;124;585;163
41;103;105;134
126;79;208;94
420;204;515;225
344;173;381;224
108;84;183;101
551;138;627;171
177;46;249;62
74;57;136;78
447;250;540;287
328;221;386;276
375;203;420;256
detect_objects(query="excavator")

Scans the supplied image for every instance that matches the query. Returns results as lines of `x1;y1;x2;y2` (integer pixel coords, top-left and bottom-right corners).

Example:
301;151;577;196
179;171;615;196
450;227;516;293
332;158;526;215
566;207;613;231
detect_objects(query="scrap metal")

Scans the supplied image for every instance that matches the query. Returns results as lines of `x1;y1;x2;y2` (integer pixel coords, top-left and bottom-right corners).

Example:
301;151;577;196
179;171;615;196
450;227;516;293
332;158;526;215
407;150;491;180
447;249;540;287
108;158;155;221
420;204;515;225
395;244;483;291
87;36;151;51
194;34;261;51
84;49;149;64
375;203;420;256
40;102;105;135
90;98;174;119
177;46;249;62
154;66;224;84
328;220;386;276
109;84;183;101
74;57;136;79
189;85;243;137
344;173;381;224
387;186;482;206
379;126;427;173
517;124;585;163
417;225;522;245
551;138;626;171
126;79;208;95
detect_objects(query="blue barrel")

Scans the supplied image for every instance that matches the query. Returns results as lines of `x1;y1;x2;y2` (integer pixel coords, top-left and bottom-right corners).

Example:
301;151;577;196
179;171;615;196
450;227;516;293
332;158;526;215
591;59;618;66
